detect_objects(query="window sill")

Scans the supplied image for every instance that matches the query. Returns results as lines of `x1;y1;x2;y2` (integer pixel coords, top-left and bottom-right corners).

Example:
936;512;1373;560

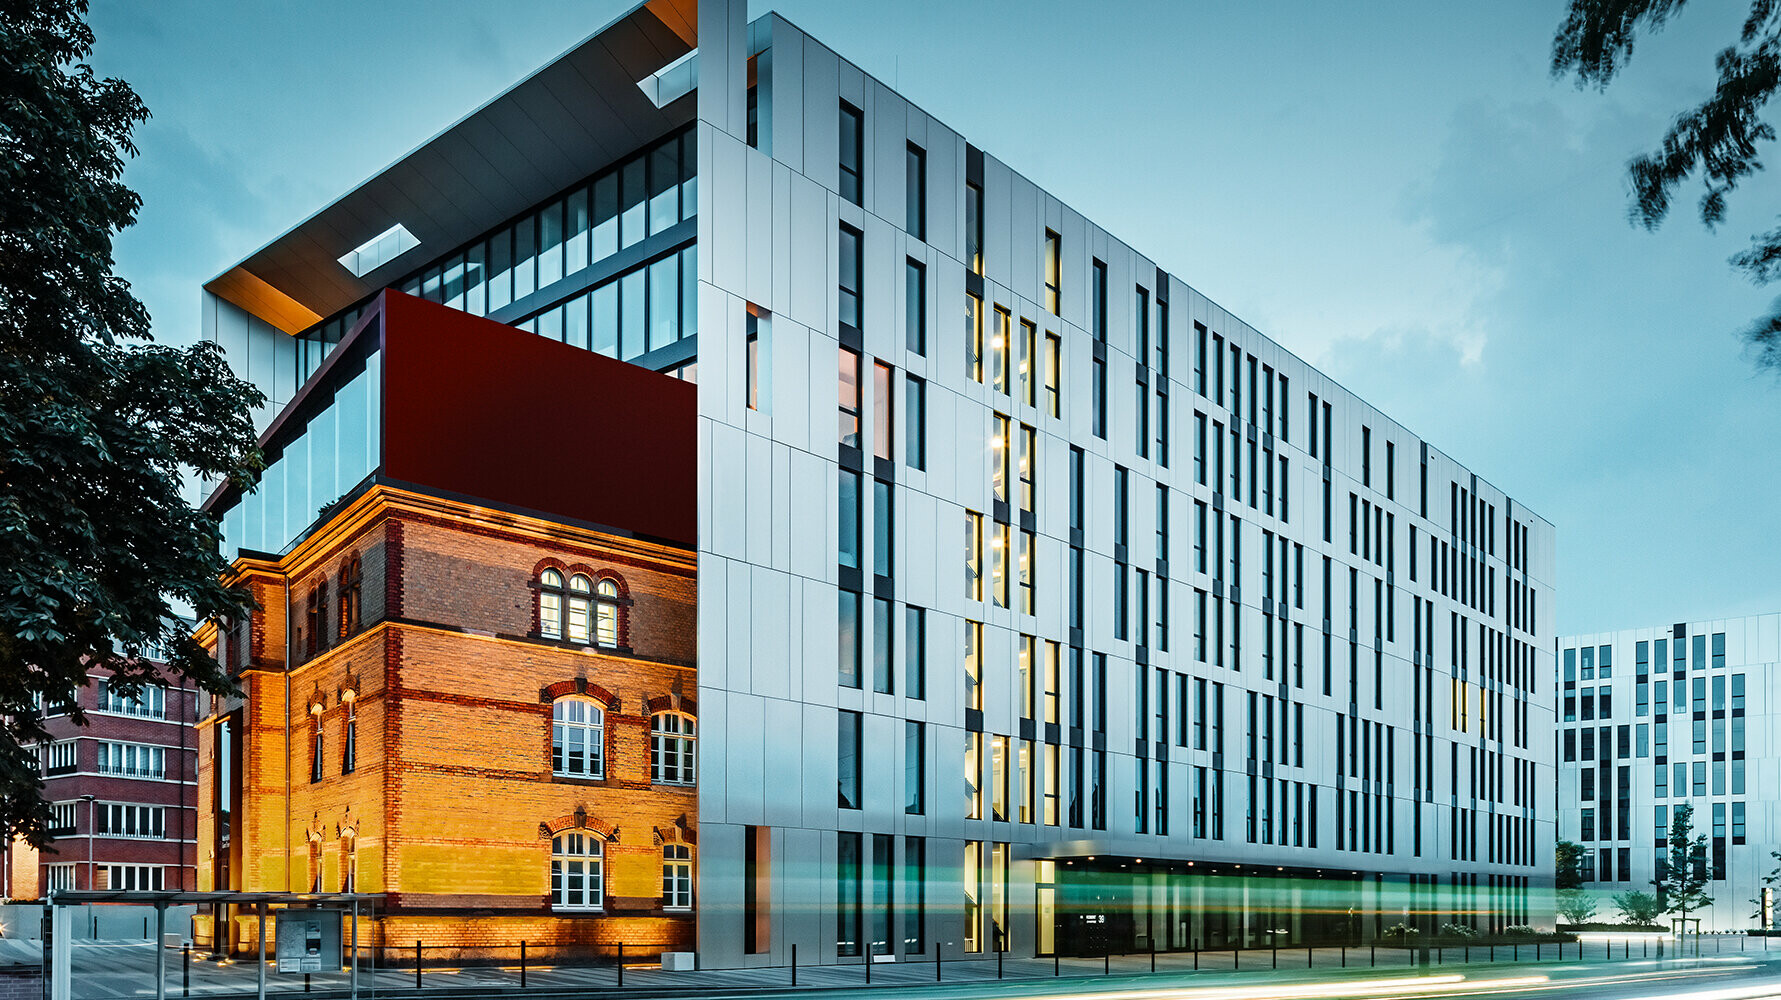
552;772;609;785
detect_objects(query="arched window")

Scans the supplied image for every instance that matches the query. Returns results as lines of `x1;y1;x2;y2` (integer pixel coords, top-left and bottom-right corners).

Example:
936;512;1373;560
651;712;696;786
566;575;593;644
662;843;693;909
552;697;604;778
316;580;331;652
551;831;603;910
594;578;621;647
539;570;565;640
339;556;362;638
308;838;323;892
339;833;357;892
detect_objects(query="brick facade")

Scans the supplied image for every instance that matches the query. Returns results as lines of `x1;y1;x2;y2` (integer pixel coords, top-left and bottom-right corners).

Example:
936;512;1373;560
3;662;200;901
195;486;697;958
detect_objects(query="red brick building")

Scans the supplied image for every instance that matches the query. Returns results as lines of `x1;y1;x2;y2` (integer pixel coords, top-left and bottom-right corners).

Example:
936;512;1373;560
192;293;700;958
3;662;200;900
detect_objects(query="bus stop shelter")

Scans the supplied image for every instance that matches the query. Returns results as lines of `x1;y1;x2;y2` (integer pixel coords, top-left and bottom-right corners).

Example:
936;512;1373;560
42;890;381;1000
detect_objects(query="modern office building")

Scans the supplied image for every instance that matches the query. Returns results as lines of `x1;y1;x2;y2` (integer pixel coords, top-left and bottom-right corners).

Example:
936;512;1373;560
198;0;1557;965
3;661;200;901
1556;614;1779;931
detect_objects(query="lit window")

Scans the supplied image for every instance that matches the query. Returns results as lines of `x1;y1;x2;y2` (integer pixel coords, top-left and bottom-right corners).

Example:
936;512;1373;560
566;574;593;644
663;844;693;909
552;697;605;778
594;578;621;647
539;570;565;640
339;555;363;638
551;831;603;910
652;712;697;786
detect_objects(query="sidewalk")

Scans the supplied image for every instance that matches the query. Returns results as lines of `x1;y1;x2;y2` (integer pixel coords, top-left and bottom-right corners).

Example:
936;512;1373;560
59;934;1781;998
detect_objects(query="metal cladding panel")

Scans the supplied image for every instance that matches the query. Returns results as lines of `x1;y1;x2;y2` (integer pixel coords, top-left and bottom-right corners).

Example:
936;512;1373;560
378;291;696;546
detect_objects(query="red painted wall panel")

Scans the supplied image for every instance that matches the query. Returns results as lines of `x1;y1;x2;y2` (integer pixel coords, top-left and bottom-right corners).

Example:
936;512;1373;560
378;292;697;547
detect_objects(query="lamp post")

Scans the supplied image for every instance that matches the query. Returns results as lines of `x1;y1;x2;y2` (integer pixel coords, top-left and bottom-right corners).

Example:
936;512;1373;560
81;794;96;890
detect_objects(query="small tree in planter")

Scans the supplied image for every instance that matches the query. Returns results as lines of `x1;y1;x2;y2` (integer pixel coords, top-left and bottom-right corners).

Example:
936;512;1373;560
1750;848;1781;930
1613;890;1663;927
1555;839;1596;926
1653;804;1713;938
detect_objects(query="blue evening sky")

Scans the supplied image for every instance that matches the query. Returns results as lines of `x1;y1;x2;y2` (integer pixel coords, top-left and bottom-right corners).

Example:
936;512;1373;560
88;1;1781;635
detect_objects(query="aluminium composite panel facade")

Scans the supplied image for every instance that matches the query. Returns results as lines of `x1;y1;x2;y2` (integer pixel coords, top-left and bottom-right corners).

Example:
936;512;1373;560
690;0;1556;967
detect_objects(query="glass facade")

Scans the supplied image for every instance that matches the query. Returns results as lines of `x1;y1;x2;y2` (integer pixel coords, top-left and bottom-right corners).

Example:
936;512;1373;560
291;127;698;393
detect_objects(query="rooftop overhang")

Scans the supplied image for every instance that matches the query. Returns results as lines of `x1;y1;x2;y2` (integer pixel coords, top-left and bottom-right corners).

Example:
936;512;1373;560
205;0;697;333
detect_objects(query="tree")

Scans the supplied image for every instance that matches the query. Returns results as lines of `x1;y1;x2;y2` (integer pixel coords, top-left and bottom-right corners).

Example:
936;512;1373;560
1;0;264;847
1613;890;1664;926
1651;804;1714;933
1751;848;1781;927
1554;839;1598;925
1553;0;1781;369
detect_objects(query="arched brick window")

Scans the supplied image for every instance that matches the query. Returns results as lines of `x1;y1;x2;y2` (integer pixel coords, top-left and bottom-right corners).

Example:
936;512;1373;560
551;831;603;910
338;555;362;638
552;696;604;778
651;711;696;786
594;578;621;647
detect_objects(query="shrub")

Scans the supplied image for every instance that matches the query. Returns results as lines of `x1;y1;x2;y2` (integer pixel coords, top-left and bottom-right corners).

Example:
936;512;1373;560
1439;922;1479;939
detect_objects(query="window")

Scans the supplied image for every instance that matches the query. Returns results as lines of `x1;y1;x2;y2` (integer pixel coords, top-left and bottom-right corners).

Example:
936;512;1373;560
95;803;166;839
906;720;926;814
1019;319;1037;407
746;309;770;411
552;698;605;778
839;101;863;205
993;306;1012;395
102;865;163;892
839;346;862;449
838;710;862;809
1091;259;1108;342
839;225;863;330
663;843;693;909
339;555;363;637
905;143;926;238
906;606;927;699
652;712;697;785
97;741;164;779
966;182;983;275
96;681;165;719
967;293;984;382
1018;529;1036;615
839;590;862;688
1018;424;1037;514
341;696;357;775
993;413;1011;504
874;363;894;462
41;740;76;774
965;512;984;601
873;595;894;692
593;579;621;647
1040;229;1054;311
839;470;862;569
309;708;326;783
905;259;926;355
551;831;603;910
538;570;600;644
966;620;983;711
1044;332;1062;418
906;376;927;470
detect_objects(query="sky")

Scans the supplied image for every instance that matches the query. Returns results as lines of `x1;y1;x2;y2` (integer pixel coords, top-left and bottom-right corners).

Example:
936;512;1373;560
87;0;1781;636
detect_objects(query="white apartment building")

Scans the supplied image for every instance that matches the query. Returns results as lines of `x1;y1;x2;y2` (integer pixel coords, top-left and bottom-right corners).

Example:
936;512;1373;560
1557;615;1780;931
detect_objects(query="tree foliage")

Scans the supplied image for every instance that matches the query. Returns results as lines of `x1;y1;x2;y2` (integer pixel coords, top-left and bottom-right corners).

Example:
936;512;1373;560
1554;0;1781;368
1651;804;1714;928
1555;840;1590;890
1614;889;1664;925
1;0;264;847
1752;848;1781;924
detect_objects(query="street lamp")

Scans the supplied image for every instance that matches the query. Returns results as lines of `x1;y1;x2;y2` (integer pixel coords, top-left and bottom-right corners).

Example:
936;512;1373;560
80;793;96;891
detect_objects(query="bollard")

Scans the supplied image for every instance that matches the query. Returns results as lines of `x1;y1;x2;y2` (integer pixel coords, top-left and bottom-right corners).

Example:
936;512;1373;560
1308;947;1313;968
1536;942;1540;962
520;941;527;988
1272;946;1277;970
1341;945;1346;968
867;948;872;984
1055;951;1060;976
1514;944;1518;962
1437;947;1443;965
1193;946;1199;971
1234;948;1239;971
1464;946;1469;963
997;946;1003;980
183;944;190;998
935;942;941;983
618;942;625;988
1372;945;1376;967
416;941;422;989
1104;949;1110;975
1605;941;1609;961
1490;945;1494;962
1152;940;1157;972
793;943;799;987
305;972;311;992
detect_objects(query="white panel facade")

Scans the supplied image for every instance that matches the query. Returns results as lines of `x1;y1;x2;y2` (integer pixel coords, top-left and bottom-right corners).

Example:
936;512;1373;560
1557;614;1780;931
